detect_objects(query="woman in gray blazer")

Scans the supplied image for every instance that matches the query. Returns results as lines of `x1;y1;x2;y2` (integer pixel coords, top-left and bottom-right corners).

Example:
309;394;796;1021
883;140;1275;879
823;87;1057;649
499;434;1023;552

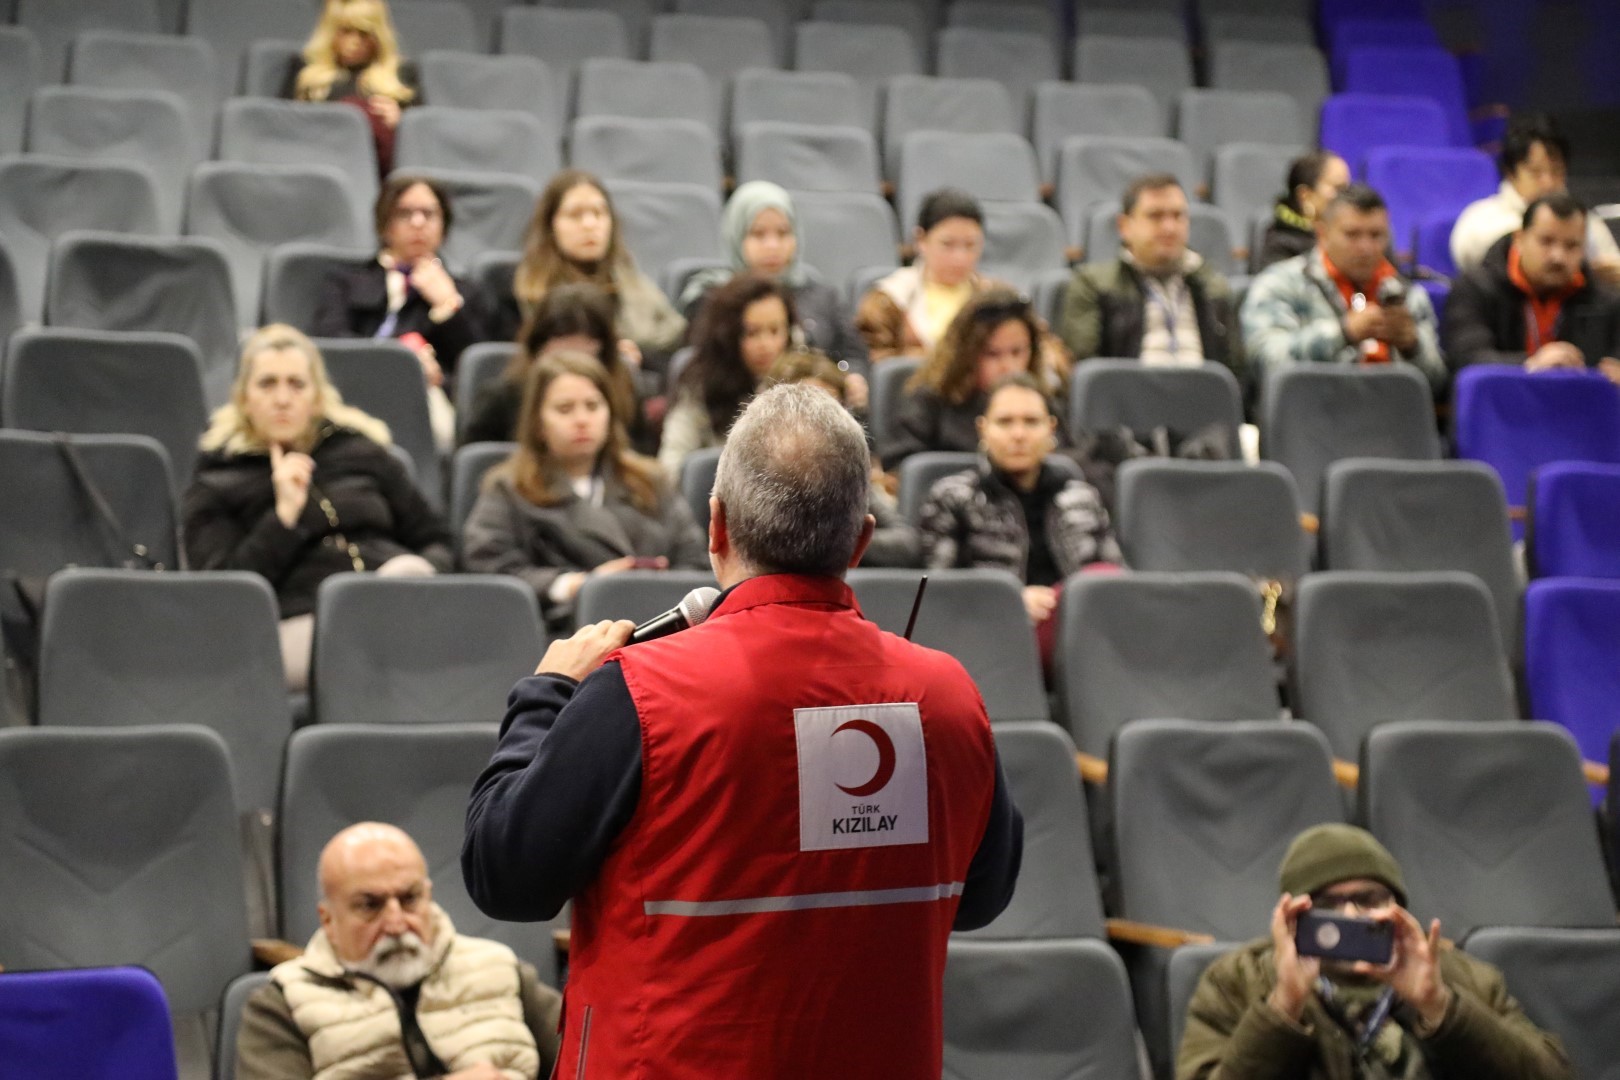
461;350;708;630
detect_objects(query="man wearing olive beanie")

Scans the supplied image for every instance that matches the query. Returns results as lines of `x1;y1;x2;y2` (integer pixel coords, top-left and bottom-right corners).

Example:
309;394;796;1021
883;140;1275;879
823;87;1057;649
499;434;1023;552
1176;824;1573;1080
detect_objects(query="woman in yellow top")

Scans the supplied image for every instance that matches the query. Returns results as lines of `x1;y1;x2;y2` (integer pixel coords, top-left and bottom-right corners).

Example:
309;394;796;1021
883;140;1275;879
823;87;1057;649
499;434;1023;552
284;0;419;175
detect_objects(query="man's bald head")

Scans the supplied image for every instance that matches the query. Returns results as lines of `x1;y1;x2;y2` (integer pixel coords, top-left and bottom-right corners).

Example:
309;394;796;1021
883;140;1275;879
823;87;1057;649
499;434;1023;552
316;823;436;971
318;822;426;901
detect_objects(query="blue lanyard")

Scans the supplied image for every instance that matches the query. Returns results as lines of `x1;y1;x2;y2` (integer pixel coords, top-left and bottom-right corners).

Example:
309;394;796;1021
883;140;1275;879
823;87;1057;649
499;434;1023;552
1145;278;1182;357
1317;979;1397;1052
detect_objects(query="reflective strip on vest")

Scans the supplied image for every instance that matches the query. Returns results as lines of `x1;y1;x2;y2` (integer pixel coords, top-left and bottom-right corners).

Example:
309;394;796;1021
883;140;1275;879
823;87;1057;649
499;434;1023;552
643;881;965;917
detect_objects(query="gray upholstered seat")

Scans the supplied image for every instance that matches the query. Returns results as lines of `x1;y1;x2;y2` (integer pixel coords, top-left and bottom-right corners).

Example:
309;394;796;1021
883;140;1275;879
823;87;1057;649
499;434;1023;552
1116;459;1310;580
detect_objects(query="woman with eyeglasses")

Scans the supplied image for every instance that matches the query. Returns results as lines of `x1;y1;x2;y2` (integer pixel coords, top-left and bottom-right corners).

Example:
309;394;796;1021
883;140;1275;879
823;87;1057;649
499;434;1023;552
917;373;1119;650
880;289;1064;471
283;0;418;175
491;170;686;365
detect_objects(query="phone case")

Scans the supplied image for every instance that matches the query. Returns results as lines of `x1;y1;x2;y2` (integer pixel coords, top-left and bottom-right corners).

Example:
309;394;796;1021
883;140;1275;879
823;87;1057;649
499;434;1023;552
1295;911;1395;965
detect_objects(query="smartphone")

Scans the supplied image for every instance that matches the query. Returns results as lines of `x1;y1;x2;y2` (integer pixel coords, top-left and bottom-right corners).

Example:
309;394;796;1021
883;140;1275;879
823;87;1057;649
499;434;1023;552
1295;911;1394;966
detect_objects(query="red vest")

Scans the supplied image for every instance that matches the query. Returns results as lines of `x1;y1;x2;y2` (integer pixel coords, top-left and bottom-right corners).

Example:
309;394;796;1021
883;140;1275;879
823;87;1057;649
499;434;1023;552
557;574;997;1080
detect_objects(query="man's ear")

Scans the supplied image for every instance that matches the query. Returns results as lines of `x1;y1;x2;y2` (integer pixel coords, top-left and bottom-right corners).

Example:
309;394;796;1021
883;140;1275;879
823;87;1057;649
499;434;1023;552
708;496;728;558
317;899;333;936
848;514;877;569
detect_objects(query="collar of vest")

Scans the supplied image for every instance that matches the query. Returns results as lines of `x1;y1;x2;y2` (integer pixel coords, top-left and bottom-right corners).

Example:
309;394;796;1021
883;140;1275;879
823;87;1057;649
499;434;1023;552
710;573;857;621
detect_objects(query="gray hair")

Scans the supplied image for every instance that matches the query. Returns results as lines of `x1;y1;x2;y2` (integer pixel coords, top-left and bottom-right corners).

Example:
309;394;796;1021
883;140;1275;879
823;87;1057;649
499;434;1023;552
712;383;870;576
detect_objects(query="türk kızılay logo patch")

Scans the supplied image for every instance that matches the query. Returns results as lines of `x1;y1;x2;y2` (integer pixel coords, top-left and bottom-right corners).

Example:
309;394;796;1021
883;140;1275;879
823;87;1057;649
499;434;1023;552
794;702;928;851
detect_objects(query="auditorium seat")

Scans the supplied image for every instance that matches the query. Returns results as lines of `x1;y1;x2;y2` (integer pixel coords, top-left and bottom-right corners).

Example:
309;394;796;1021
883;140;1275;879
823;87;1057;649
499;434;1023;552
311;574;545;726
1364;146;1497;261
499;7;630;85
261;240;373;329
1361;721;1616;935
1067;360;1244;458
449;440;515;555
186;162;366;327
1055;574;1279;758
867;357;921;453
1176;90;1307;185
678;445;722;530
1338;45;1471;147
1167;942;1234;1068
1115;460;1310;581
535;0;652;57
603;179;722;292
1;328;208;489
395;107;562;185
217;100;379;226
794;20;923;134
1213;143;1307;241
1073;35;1193;124
897;132;1040;239
1076;9;1185;41
0;967;179;1080
0;431;179;580
0;156;163;323
13;0;161;83
943;939;1140;1080
1203;13;1314;46
1055;136;1200;250
183;0;311;100
949;0;1060;40
388;0;481;56
675;0;794;67
572;115;722;189
215;971;271;1080
574;569;720;625
1208;41;1330;132
1526;462;1620;578
789;190;900;300
575;57;714;131
46;231;239;404
239;39;303;99
278;722;567;985
1318;93;1452;176
895;450;978;526
1033;82;1165;184
934;27;1059;130
418;51;563;132
979;202;1067;292
649;13;778;106
1524;578;1620;771
68;30;218;151
1292;572;1517;760
735;122;881;195
315;339;443;506
730;69;864;137
882;75;1018;181
1083;201;1239;275
847;568;1048;726
0;28;41;156
1462;928;1620;1080
1261;364;1441;516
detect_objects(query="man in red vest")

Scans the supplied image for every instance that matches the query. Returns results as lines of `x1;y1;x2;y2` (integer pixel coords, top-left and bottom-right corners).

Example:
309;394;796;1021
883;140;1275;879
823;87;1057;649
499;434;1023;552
463;383;1023;1079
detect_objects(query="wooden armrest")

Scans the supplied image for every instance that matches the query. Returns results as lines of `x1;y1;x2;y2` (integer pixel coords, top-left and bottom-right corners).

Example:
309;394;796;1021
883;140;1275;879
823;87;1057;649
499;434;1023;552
554;928;572;955
1039;181;1055;202
1333;759;1360;790
252;938;303;967
1065;244;1084;264
1584;760;1611;788
1106;918;1215;948
1508;505;1526;522
1300;512;1320;534
1075;751;1109;785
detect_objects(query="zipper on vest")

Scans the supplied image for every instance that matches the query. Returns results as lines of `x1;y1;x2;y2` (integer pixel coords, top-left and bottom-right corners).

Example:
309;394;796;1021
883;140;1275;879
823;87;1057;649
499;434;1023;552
575;1005;593;1080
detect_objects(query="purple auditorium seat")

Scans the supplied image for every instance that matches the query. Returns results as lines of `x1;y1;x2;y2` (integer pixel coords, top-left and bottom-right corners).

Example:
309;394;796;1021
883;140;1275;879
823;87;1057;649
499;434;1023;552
0;967;178;1080
1328;17;1441;85
1524;578;1620;772
1452;367;1620;531
1413;211;1458;278
1527;462;1620;579
1364;145;1496;261
1338;45;1471;146
1318;93;1449;176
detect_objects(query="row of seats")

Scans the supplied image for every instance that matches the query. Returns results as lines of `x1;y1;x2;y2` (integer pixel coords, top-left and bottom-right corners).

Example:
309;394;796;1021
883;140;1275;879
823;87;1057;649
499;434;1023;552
3;711;1615;1079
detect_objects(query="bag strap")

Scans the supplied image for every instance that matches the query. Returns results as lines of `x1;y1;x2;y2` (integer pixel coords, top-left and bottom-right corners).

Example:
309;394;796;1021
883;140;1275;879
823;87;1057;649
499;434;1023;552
52;434;159;570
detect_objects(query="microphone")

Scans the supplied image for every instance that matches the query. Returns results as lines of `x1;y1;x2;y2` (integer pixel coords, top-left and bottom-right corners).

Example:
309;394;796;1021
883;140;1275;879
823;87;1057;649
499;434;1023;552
629;587;721;644
1377;277;1408;307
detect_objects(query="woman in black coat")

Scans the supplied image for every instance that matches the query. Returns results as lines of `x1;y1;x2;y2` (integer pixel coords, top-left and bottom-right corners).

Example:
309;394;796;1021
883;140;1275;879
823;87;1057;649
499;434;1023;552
183;324;453;690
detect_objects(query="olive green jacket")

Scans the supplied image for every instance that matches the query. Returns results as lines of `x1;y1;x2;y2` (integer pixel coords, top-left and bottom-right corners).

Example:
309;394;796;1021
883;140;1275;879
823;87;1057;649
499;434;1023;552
1177;938;1573;1080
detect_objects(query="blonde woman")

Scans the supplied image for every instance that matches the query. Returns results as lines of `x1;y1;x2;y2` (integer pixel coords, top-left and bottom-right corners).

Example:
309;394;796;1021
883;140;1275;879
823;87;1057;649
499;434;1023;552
283;0;419;173
183;325;452;689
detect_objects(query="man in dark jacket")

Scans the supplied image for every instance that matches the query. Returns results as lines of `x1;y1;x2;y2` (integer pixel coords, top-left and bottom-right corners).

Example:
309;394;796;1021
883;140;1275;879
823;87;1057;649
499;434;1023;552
1177;824;1573;1080
1060;173;1243;382
1443;193;1620;384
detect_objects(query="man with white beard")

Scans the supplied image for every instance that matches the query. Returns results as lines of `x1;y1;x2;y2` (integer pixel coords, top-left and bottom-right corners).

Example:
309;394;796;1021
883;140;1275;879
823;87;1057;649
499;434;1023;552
236;823;560;1080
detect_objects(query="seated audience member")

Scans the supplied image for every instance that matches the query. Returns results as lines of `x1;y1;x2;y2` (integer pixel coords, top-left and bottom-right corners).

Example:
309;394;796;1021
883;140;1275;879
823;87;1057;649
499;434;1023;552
858;189;997;361
461;283;649;451
183;325;452;691
1061;173;1243;381
1257;150;1352;271
679;181;870;381
283;0;418;175
1444;194;1620;384
918;374;1118;642
767;351;920;568
1177;823;1573;1080
492;170;685;358
1451;112;1620;283
462;351;707;632
881;290;1061;470
314;175;485;451
1242;185;1446;392
236;822;560;1080
658;274;794;475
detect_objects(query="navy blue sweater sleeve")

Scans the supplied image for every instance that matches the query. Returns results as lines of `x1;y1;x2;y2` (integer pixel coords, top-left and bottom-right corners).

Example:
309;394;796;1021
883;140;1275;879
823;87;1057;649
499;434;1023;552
951;748;1024;931
461;662;643;922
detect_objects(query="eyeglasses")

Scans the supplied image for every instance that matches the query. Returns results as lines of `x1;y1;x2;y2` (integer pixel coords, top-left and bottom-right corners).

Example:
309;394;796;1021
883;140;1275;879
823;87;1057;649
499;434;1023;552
391;206;443;223
1311;885;1395;912
348;885;427;919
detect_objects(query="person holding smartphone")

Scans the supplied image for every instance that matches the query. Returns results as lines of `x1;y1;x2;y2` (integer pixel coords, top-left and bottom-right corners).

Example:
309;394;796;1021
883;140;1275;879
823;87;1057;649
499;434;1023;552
1177;824;1572;1080
461;351;708;632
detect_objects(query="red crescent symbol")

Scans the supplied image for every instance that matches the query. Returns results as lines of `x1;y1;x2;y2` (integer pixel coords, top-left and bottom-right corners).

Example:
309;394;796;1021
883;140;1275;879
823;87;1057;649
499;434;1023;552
832;719;897;797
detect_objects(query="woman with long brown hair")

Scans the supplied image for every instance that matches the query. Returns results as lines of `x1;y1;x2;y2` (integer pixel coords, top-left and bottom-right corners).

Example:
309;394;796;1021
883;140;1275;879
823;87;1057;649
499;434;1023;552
880;289;1063;470
461;351;706;630
283;0;418;174
490;170;685;358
